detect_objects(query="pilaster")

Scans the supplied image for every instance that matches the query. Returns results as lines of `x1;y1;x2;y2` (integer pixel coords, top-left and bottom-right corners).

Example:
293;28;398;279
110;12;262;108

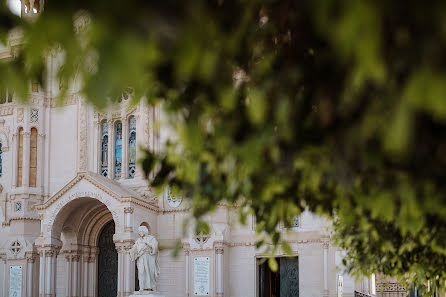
323;241;329;297
115;241;135;297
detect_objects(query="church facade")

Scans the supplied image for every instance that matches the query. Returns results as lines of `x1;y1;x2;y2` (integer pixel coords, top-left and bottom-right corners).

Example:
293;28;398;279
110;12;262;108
0;3;375;297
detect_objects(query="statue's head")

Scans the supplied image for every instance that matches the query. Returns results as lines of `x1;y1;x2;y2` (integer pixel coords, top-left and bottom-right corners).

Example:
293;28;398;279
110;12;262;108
138;225;149;237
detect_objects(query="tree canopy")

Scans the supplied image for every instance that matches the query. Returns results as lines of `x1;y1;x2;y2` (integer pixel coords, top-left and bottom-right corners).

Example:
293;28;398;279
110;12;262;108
1;0;446;293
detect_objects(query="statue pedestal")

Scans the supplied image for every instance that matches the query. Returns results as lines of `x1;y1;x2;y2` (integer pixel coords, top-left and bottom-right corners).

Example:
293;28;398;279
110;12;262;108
129;291;166;297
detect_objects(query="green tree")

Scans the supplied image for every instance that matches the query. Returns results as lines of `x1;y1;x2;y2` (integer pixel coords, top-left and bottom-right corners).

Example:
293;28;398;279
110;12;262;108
1;0;446;293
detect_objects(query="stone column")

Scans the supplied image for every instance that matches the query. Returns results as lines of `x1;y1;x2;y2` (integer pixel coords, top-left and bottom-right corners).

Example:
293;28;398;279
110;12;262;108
72;255;80;297
183;245;190;297
87;253;97;297
39;250;45;297
0;253;6;297
124;207;133;233
82;254;89;297
88;247;99;297
22;131;31;187
26;253;36;297
41;249;58;297
116;242;134;297
65;254;72;297
323;241;329;297
121;119;129;180
215;246;224;297
107;119;114;179
52;250;57;295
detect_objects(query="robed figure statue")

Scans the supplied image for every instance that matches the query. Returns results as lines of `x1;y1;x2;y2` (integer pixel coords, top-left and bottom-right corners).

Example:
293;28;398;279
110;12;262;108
128;226;160;292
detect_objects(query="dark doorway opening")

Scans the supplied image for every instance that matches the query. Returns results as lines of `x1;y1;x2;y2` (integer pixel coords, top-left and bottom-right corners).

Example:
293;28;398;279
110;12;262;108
259;257;299;297
97;221;118;297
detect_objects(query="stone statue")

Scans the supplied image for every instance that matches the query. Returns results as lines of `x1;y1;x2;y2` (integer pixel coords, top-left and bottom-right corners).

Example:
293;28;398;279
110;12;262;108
128;226;160;292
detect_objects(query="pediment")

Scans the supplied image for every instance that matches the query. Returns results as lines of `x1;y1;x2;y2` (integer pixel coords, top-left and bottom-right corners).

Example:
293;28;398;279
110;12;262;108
37;171;140;210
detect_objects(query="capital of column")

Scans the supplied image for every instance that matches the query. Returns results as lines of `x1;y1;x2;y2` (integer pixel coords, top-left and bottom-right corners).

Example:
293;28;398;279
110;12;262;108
26;252;37;263
215;247;224;255
115;240;134;253
322;241;329;249
71;254;81;262
124;207;134;214
183;243;191;255
88;256;96;263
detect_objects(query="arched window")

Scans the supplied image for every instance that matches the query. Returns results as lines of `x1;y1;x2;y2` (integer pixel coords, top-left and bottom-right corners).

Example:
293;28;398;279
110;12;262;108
128;116;136;178
17;128;23;187
0;142;2;177
29;128;37;187
101;121;108;176
114;121;122;179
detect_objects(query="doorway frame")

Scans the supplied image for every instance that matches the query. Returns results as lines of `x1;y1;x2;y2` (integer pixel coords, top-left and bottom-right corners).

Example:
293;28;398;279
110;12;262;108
255;253;299;297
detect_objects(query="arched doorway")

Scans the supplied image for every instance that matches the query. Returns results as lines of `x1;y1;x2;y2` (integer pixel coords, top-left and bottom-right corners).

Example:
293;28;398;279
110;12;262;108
98;221;118;297
44;197;120;297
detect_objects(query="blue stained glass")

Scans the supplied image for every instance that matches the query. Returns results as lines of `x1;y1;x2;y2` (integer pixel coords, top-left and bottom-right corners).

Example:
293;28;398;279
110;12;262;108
128;116;136;178
114;122;122;179
101;121;108;176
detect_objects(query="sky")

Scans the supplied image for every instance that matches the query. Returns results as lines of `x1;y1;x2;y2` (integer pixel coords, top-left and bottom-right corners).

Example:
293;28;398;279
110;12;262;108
7;0;21;16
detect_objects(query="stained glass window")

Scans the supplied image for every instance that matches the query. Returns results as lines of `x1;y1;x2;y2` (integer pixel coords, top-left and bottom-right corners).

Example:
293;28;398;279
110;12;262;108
29;128;37;187
101;121;108;176
17;128;23;187
114;121;122;179
128;116;136;178
0;142;2;177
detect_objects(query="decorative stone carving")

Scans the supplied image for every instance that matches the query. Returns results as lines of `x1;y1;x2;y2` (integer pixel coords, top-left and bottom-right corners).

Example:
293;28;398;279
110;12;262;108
215;247;224;255
26;253;36;263
124;207;134;214
17;108;24;122
128;226;160;293
71;254;81;262
78;98;88;171
0;119;10;151
30;108;38;122
0;106;13;116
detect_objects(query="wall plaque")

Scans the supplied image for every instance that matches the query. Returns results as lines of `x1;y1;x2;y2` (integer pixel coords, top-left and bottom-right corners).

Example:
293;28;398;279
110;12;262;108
9;265;22;297
194;257;210;296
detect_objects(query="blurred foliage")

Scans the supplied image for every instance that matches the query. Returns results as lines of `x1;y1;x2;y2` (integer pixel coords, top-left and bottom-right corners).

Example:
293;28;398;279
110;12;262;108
1;0;446;293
